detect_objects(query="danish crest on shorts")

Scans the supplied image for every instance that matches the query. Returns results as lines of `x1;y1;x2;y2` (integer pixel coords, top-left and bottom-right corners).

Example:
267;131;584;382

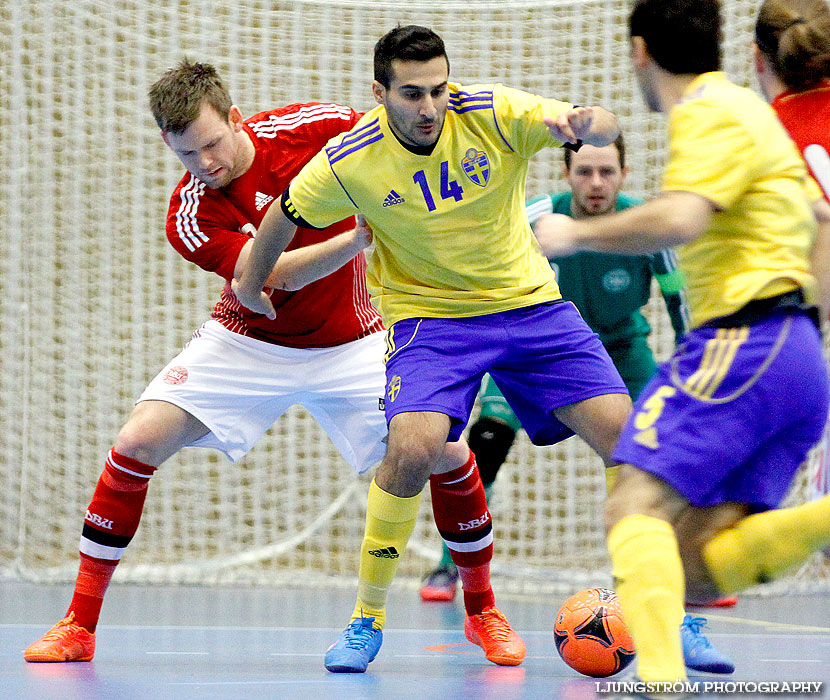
462;148;490;187
387;375;402;403
163;366;188;385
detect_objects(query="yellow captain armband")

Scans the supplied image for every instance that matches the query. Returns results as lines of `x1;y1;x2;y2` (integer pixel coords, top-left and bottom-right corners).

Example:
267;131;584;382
279;189;322;230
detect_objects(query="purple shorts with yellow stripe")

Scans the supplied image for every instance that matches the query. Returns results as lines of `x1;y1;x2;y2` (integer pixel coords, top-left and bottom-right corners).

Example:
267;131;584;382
613;310;828;510
382;301;628;444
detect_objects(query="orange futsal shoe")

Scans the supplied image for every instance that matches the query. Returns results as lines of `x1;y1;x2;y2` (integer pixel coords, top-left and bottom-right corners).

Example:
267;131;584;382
24;612;95;662
419;565;459;602
686;596;738;608
464;605;526;666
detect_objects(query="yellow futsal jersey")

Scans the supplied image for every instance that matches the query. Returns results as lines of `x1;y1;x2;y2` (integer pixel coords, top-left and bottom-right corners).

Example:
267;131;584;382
287;83;572;324
662;72;817;328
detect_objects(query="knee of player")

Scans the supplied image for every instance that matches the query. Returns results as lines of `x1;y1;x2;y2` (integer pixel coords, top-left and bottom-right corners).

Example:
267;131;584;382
113;429;162;466
113;415;175;466
393;443;444;473
375;459;434;498
381;437;445;490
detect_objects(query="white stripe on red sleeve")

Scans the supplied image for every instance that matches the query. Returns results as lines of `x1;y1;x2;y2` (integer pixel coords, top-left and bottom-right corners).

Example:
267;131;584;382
250;104;354;138
175;176;210;251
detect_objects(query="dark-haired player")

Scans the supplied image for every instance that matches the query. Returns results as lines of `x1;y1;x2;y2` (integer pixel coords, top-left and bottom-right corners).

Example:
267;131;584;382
236;24;632;673
536;0;830;692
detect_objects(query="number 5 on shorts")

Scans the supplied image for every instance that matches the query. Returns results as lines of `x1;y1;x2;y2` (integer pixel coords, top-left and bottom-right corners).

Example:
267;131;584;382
632;385;677;449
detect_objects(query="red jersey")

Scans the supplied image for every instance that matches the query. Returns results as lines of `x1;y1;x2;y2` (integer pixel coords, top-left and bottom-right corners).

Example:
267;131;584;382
166;103;383;348
772;82;830;202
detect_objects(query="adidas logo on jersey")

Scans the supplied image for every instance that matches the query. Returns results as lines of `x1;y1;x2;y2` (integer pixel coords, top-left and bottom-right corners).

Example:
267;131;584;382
368;546;400;559
383;189;405;207
255;191;274;211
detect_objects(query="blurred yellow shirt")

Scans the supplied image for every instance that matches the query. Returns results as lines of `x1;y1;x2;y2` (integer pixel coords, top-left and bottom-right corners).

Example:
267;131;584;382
287;83;572;325
662;72;817;328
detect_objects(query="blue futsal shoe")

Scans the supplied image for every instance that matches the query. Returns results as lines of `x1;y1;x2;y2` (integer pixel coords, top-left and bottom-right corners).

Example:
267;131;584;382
681;614;735;674
324;616;383;673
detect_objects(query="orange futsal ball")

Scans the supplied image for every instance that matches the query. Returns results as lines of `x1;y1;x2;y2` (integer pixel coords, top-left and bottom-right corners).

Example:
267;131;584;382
554;587;635;677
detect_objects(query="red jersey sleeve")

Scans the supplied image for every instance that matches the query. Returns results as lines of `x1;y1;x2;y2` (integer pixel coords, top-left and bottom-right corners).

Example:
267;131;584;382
165;174;252;281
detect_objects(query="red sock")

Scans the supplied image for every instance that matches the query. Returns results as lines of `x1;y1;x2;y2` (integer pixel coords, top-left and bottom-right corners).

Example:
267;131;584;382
67;449;156;632
429;450;495;615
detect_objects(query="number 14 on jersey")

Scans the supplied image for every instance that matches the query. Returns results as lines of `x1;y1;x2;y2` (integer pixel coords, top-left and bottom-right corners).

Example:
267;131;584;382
412;161;464;212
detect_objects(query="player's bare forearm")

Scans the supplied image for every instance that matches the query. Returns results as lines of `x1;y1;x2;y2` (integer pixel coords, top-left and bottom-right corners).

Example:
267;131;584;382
534;191;713;258
270;221;369;291
235;215;373;292
809;198;830;321
232;206;297;318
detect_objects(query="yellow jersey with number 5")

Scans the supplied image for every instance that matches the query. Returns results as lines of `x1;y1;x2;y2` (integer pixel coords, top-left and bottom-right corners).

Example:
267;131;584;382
287;83;573;325
662;72;817;328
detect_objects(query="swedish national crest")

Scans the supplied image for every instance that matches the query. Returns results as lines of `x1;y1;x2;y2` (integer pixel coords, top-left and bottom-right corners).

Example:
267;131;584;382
461;148;490;187
387;375;401;402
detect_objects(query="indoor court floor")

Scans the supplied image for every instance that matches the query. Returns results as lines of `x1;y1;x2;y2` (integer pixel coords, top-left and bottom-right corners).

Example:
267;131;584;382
1;581;828;700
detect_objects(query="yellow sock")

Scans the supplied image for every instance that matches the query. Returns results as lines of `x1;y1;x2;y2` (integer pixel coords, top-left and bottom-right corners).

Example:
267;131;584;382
605;465;621;494
350;478;421;630
608;514;687;683
703;495;830;594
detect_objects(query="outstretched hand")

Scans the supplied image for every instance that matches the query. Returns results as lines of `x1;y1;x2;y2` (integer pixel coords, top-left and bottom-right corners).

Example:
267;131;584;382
545;106;595;145
230;278;277;320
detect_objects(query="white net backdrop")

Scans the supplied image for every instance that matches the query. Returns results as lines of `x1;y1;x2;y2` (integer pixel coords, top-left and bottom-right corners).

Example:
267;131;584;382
1;0;827;595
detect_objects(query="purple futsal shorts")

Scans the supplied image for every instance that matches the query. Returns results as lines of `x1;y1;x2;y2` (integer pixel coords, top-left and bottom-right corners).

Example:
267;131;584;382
613;309;828;511
382;301;628;444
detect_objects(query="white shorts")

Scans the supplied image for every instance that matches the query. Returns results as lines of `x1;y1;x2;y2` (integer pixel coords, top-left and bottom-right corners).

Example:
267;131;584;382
138;320;388;472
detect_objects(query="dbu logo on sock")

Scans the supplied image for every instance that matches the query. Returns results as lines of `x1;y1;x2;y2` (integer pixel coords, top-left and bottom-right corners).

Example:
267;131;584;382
458;512;490;530
85;510;114;530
